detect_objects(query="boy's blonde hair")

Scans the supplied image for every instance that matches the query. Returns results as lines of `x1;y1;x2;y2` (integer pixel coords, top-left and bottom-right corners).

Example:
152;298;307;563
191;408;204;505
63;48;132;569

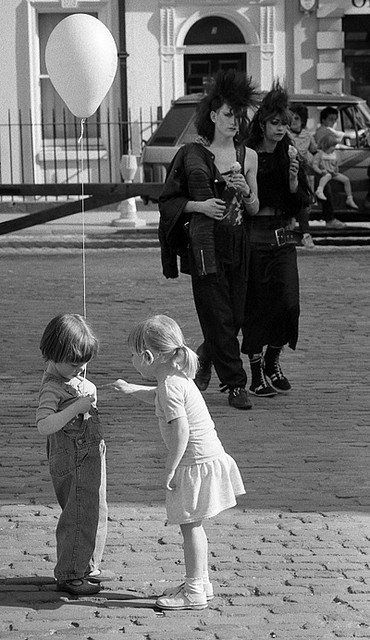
318;132;338;152
128;314;198;379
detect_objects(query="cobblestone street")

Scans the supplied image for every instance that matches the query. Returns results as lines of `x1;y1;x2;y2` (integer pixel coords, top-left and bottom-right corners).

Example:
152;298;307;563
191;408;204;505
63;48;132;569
0;246;369;640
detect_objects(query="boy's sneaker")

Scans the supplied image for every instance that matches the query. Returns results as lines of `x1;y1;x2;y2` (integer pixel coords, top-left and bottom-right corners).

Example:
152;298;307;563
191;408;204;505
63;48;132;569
228;386;252;410
345;196;359;210
315;188;326;201
56;578;100;596
156;586;208;610
301;233;315;248
161;581;214;601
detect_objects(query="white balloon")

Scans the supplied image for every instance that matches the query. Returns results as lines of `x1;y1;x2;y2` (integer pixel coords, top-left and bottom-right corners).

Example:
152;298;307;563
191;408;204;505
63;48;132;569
45;14;118;118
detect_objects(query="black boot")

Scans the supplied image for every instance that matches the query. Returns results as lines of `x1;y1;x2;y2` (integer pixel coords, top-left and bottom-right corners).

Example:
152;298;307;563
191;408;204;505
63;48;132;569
264;346;291;393
249;354;277;397
194;344;212;391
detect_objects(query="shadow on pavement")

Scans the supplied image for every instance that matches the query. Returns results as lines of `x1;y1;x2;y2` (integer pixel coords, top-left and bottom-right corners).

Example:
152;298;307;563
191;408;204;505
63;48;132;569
0;577;160;610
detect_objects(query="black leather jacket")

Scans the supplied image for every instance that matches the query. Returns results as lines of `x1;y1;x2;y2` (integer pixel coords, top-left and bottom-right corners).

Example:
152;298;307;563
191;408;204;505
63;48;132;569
159;142;244;278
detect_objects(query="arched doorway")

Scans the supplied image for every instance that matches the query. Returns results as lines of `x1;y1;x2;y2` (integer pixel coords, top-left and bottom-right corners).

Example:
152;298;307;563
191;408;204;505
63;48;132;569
184;17;246;94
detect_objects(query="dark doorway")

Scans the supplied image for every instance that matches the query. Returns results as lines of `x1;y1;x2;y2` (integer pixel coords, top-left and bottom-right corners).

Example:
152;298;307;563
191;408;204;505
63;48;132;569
184;53;246;94
183;16;246;95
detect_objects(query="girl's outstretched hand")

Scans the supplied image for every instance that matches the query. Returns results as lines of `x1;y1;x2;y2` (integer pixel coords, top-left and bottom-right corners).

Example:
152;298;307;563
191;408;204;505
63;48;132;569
111;379;135;394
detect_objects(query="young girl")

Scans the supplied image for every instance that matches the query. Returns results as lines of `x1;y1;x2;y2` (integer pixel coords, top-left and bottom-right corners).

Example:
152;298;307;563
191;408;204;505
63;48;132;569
112;314;245;611
36;314;108;596
313;132;358;209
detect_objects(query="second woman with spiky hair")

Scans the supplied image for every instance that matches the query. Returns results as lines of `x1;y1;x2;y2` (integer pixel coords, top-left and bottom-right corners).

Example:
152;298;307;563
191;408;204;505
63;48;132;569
241;83;311;397
159;70;259;410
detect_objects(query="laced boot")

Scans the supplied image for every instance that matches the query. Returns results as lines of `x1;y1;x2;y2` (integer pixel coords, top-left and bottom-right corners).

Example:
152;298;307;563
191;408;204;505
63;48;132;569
264;346;291;393
248;354;277;397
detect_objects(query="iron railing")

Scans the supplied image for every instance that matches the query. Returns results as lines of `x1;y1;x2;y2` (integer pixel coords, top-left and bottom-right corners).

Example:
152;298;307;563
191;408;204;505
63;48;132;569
0;107;162;201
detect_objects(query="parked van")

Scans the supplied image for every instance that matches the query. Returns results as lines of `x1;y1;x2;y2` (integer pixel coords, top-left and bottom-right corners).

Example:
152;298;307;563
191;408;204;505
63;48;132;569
141;92;370;212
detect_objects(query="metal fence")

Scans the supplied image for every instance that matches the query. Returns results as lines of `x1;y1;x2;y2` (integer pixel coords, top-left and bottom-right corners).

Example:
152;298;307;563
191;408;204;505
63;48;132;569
0;107;162;201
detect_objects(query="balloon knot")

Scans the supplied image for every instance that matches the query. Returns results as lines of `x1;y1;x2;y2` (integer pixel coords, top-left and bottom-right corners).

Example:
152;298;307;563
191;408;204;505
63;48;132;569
78;119;86;144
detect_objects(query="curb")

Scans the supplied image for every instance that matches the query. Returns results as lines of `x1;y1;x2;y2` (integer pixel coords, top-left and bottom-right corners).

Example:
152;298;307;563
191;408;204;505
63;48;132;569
0;236;160;250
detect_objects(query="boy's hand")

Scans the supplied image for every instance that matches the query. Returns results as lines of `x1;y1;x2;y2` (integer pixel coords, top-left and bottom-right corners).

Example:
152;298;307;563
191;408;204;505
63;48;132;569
77;394;94;414
111;379;135;394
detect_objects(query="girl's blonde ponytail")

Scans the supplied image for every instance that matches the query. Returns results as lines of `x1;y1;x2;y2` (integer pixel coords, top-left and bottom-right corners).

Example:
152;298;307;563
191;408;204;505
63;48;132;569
173;345;198;379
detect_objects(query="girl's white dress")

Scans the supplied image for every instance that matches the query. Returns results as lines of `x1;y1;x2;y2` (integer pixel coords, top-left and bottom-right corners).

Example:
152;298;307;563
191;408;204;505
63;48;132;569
155;370;245;525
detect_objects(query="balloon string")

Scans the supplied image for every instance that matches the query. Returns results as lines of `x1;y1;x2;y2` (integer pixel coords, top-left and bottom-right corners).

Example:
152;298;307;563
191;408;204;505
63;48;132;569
79;118;88;390
79;118;87;321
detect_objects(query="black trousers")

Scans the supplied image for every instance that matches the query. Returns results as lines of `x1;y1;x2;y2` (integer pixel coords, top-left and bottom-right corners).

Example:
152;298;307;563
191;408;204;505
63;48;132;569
241;243;300;355
191;258;248;389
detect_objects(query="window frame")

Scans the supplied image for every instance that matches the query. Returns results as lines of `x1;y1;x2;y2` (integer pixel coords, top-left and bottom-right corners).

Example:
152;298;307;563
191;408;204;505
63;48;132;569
28;1;114;177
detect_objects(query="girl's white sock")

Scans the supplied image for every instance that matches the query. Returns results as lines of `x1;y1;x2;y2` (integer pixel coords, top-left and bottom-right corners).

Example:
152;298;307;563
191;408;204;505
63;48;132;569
202;570;212;586
185;576;204;594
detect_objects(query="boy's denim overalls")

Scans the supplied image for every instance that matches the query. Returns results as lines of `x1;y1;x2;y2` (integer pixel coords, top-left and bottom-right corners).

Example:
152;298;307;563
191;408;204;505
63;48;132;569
38;371;108;582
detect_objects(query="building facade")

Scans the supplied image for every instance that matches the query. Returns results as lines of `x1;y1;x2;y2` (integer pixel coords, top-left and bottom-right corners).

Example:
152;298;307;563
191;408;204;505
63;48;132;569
0;0;369;184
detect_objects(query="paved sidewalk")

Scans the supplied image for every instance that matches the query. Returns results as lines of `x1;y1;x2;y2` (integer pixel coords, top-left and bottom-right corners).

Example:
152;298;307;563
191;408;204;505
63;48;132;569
0;204;160;249
0;248;369;640
1;202;370;251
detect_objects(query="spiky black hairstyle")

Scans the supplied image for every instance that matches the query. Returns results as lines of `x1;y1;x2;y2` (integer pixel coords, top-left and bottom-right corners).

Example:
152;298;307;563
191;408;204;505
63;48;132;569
195;69;257;142
246;80;292;149
258;80;291;124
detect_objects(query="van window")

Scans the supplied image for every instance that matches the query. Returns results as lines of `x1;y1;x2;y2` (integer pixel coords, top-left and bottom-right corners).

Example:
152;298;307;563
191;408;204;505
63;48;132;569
149;105;196;146
340;105;370;146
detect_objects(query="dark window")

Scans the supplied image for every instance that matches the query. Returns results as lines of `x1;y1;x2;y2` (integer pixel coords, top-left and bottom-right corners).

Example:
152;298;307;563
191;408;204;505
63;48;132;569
39;12;99;139
149;105;197;146
184;17;244;45
343;15;370;106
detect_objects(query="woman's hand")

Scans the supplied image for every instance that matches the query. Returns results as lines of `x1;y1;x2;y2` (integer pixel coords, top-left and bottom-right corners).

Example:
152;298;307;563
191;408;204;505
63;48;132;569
289;157;299;192
227;172;251;197
289;157;299;178
198;198;226;220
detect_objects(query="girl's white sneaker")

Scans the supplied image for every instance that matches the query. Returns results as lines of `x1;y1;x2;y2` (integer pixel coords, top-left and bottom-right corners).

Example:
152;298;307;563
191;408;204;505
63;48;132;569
156;586;208;610
161;581;214;601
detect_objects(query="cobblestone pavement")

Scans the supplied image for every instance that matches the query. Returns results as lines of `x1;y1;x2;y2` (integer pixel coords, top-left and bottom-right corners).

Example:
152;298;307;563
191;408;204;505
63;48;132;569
0;247;369;640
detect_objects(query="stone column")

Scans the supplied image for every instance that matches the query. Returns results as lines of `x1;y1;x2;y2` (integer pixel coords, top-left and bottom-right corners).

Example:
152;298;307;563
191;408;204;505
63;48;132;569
260;5;275;90
316;2;345;93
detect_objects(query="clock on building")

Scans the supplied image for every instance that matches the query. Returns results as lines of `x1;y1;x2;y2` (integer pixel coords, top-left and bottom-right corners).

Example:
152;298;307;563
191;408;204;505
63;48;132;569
299;0;317;12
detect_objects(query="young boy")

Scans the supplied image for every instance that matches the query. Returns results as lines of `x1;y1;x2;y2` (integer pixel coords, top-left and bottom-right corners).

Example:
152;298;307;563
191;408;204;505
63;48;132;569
36;314;108;596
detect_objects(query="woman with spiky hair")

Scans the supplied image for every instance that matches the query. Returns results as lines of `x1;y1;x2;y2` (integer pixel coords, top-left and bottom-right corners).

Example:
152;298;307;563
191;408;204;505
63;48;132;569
159;70;259;410
240;82;311;397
